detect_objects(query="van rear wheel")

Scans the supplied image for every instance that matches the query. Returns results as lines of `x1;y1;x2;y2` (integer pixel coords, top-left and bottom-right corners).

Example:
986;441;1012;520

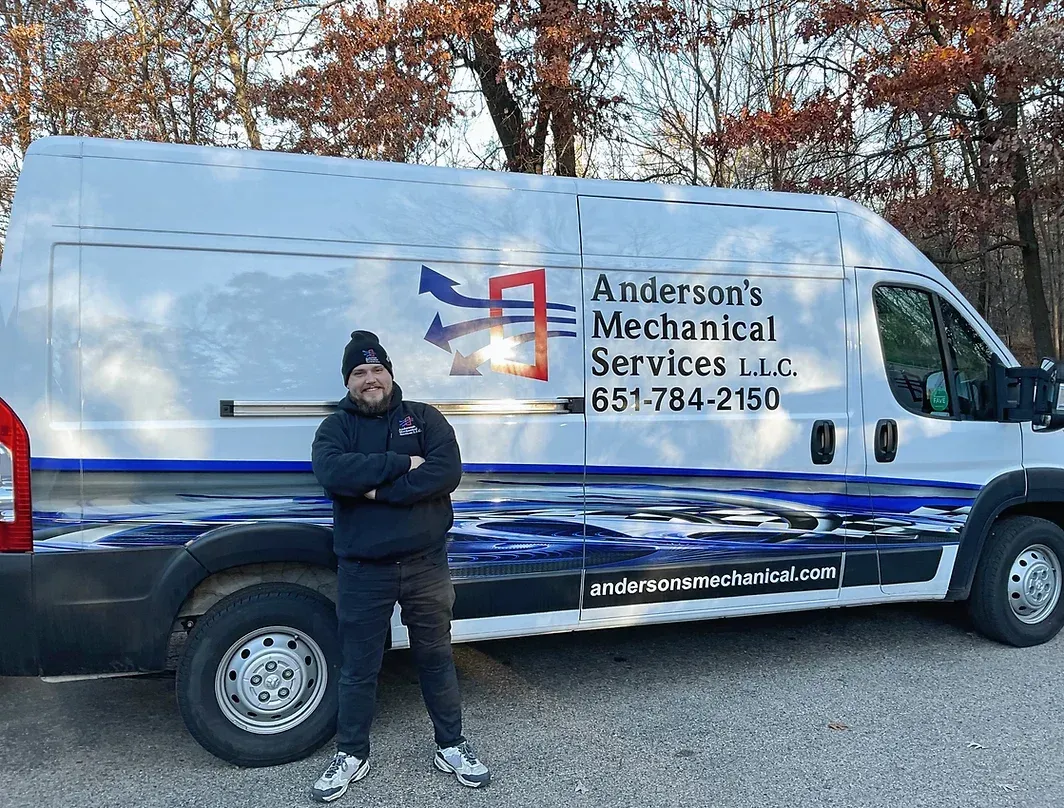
176;583;340;767
969;516;1064;647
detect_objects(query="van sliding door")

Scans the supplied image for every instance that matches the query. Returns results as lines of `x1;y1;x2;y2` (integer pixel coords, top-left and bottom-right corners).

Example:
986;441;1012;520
577;195;857;626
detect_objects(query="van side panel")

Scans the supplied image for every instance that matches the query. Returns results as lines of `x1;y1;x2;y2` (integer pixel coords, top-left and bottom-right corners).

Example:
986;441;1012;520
30;151;590;665
580;195;844;267
78;155;579;254
1;153;81;439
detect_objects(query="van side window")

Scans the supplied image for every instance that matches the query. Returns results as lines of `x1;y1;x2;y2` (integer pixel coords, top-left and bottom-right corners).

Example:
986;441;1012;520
939;299;996;420
873;286;948;415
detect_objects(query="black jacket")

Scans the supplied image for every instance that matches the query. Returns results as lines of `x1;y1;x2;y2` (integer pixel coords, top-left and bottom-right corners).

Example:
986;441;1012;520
311;383;462;561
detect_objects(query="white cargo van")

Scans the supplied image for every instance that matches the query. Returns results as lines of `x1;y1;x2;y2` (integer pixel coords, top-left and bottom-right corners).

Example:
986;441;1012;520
3;136;1064;766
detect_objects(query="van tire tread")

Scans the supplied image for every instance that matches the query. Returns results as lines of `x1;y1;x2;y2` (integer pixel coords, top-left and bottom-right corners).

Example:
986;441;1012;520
968;515;1064;647
176;582;339;767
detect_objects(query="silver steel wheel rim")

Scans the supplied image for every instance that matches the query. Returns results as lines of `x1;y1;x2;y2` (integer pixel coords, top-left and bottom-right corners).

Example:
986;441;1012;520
214;625;328;734
1008;544;1062;625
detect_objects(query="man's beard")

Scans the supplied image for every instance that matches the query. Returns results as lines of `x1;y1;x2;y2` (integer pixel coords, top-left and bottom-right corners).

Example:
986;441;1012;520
352;389;392;416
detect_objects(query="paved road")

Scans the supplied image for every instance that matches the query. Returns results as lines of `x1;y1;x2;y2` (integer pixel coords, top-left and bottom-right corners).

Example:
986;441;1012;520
2;602;1061;808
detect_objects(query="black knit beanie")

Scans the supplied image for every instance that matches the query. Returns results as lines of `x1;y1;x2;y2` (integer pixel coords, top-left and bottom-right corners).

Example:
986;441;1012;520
342;330;393;384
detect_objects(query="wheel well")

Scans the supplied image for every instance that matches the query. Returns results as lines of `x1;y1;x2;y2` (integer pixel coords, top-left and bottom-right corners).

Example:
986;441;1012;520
995;502;1064;535
165;563;337;670
176;562;338;619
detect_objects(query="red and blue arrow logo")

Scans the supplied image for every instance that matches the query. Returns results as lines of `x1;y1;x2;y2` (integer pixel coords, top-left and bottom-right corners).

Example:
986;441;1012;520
419;265;577;380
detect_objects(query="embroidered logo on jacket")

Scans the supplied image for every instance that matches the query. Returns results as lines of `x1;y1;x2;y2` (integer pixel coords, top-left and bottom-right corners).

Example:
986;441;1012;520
398;415;421;436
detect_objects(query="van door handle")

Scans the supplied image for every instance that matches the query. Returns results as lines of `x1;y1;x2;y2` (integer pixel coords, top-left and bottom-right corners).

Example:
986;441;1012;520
875;419;898;463
811;420;836;465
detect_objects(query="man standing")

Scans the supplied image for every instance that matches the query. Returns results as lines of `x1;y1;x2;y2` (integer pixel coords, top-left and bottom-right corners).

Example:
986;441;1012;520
310;330;490;802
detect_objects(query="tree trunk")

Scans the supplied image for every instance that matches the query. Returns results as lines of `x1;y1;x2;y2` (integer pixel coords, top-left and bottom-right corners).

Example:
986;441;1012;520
531;105;550;174
551;90;576;176
1003;101;1054;358
211;0;262;149
467;28;533;173
543;0;576;176
962;104;994;322
377;0;403;160
126;0;170;139
977;232;991;319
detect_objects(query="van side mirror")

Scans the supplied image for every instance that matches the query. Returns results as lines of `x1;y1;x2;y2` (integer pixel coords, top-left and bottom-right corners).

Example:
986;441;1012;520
994;357;1064;431
1034;357;1064;433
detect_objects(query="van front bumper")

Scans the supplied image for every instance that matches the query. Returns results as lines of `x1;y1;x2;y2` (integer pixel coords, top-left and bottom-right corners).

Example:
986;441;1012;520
0;553;39;675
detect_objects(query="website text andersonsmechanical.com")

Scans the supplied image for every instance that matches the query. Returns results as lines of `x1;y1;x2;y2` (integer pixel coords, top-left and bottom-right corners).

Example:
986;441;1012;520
586;563;839;599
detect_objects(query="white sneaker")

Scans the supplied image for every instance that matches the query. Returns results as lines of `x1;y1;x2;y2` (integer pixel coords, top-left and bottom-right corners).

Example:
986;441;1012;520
434;740;491;788
310;751;369;802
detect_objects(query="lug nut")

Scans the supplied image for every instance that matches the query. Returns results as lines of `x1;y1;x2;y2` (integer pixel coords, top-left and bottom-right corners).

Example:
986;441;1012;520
258;692;270;703
265;661;277;672
279;688;290;698
282;669;294;680
250;675;262;686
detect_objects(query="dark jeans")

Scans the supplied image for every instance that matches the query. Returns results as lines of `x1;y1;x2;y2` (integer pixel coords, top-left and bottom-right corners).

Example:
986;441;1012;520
335;545;464;759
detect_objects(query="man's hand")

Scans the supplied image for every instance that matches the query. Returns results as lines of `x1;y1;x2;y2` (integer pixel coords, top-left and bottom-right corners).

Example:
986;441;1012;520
365;458;421;500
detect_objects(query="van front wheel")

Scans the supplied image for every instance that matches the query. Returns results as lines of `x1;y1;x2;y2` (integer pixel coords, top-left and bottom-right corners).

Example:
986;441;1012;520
176;583;340;766
969;516;1064;647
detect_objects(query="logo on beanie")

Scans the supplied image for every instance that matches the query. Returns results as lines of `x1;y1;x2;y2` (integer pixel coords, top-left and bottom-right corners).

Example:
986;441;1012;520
398;415;421;436
419;265;577;381
362;349;381;365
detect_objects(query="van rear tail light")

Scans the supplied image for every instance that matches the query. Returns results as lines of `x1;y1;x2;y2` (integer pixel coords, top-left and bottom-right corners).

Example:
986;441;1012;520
0;396;32;552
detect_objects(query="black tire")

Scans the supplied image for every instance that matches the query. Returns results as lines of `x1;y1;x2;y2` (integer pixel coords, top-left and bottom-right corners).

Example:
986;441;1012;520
968;516;1064;647
176;583;340;767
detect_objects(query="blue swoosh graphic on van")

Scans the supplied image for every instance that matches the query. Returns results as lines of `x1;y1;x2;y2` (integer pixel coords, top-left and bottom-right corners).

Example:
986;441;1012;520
424;312;578;351
418;265;578;312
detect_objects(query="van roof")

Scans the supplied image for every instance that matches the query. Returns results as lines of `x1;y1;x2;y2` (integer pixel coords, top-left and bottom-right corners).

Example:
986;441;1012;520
29;134;844;212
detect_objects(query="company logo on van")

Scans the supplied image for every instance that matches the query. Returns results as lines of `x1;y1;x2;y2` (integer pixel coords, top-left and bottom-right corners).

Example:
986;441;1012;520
419;265;577;381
